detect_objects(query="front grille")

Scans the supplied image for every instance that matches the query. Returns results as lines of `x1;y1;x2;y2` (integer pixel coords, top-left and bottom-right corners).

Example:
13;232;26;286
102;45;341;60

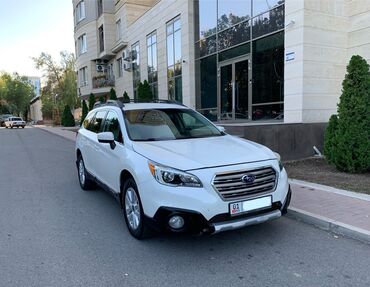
212;167;277;200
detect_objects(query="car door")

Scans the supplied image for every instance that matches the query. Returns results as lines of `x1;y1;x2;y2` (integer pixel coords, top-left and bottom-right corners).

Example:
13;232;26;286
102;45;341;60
97;110;127;193
84;110;107;178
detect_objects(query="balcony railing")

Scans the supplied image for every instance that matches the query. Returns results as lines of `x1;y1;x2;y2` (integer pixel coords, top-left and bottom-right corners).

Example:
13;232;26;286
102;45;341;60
92;75;115;89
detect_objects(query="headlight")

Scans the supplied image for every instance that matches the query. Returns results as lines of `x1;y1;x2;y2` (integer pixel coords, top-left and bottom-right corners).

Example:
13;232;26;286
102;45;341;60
274;152;284;171
148;161;203;188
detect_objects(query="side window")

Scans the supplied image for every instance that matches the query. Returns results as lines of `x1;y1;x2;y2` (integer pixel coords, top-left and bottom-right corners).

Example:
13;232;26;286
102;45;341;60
90;110;107;133
103;111;123;143
83;112;95;130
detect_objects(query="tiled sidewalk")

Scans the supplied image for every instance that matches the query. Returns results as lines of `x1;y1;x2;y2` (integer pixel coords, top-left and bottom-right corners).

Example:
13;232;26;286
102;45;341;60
289;179;370;242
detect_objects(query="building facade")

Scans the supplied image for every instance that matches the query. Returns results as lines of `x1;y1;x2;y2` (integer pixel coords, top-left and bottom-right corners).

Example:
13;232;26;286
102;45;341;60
27;76;43;123
72;0;370;158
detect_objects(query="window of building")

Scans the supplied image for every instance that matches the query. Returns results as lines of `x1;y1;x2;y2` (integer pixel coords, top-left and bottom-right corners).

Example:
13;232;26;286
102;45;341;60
253;0;283;17
97;0;103;17
131;42;140;99
167;16;182;102
116;19;122;41
147;31;158;99
252;31;284;120
78;34;87;55
76;0;85;23
117;58;123;78
194;0;285;122
107;63;114;80
79;67;88;87
217;0;251;31
98;25;104;52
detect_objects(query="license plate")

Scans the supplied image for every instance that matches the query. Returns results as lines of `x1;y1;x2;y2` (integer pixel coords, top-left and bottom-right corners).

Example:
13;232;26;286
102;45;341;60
230;196;272;215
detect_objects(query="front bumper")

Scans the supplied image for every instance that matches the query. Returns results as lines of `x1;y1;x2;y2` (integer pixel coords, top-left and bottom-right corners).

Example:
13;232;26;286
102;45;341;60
149;187;291;234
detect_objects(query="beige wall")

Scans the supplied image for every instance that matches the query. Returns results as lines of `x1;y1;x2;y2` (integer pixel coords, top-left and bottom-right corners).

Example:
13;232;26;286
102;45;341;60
29;98;43;123
285;0;370;124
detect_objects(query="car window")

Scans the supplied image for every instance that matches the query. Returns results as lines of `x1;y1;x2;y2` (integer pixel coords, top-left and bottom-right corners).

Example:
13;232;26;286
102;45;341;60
90;110;107;133
103;111;123;143
13;117;22;121
83;112;96;130
124;108;222;141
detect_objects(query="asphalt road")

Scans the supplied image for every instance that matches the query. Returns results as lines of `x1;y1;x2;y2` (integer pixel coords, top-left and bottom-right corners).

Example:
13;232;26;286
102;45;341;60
0;127;369;287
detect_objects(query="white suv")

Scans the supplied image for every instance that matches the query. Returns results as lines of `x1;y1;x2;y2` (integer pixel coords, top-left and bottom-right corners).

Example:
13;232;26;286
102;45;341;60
75;100;291;239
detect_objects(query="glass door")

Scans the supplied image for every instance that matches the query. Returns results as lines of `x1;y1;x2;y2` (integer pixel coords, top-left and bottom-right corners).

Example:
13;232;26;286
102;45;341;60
218;56;250;121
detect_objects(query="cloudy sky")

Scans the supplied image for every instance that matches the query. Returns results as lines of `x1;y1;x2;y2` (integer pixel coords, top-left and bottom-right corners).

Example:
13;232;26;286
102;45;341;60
0;0;75;77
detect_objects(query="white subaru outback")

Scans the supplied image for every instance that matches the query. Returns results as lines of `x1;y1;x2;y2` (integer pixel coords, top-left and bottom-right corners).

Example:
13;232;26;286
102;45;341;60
75;100;291;239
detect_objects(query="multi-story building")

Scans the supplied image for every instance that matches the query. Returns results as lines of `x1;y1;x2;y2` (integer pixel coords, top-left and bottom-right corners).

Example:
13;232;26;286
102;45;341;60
27;76;43;123
72;0;370;159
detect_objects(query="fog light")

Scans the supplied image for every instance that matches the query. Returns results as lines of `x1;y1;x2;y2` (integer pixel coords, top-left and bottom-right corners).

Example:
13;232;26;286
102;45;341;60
168;215;184;229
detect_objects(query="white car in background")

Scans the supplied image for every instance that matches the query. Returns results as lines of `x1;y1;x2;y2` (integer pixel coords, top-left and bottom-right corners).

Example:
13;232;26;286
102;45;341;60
75;100;291;239
5;117;26;129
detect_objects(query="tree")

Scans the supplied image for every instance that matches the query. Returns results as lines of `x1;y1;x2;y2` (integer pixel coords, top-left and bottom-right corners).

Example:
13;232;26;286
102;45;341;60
61;105;75;127
324;55;370;172
80;100;88;125
0;72;35;115
323;114;338;164
110;88;117;100
123;91;130;103
99;95;106;103
33;51;79;116
88;93;95;111
137;80;153;101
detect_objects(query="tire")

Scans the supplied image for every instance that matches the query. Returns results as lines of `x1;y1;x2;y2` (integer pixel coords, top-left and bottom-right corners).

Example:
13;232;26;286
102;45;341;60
10;126;13;129
22;126;25;129
122;178;151;239
77;155;95;190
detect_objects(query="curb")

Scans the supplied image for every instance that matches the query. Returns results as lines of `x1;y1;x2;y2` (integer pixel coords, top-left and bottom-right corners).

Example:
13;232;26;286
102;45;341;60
287;207;370;245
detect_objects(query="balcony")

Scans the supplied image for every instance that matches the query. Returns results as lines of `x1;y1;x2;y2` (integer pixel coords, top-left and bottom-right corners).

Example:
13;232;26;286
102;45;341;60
92;75;115;89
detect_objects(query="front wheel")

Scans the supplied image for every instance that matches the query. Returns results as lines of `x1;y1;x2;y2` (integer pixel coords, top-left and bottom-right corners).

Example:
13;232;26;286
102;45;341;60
77;155;95;190
122;178;151;239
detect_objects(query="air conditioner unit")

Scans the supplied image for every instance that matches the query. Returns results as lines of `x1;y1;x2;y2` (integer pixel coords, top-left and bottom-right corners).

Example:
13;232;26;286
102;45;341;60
123;62;132;71
96;64;105;72
123;49;130;61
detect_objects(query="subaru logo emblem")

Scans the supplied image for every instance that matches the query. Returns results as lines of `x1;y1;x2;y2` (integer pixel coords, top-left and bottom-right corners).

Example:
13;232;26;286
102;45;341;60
241;174;256;184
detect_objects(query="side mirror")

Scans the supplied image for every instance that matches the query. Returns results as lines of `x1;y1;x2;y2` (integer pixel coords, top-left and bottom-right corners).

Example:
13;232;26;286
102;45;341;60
97;132;116;150
216;125;226;133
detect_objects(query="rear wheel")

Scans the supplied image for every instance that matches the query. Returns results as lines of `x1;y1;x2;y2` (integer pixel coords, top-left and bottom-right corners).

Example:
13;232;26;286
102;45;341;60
122;178;151;239
77;155;95;190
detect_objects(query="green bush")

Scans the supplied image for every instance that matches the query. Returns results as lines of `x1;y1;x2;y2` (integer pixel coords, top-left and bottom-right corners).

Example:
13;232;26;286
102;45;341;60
88;93;95;111
80;100;88;126
110;88;117;100
324;114;338;164
61;105;75;127
99;95;106;103
137;80;153;101
123;91;130;103
324;55;370;172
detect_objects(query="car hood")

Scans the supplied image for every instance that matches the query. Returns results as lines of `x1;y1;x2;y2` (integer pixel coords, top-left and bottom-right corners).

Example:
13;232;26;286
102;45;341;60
132;135;276;171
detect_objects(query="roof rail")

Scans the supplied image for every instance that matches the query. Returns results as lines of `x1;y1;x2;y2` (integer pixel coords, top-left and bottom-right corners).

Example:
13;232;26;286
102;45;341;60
122;99;185;106
93;99;125;109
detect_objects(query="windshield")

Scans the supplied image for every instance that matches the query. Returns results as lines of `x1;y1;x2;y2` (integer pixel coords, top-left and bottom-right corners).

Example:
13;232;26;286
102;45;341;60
124;108;223;141
12;117;22;121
